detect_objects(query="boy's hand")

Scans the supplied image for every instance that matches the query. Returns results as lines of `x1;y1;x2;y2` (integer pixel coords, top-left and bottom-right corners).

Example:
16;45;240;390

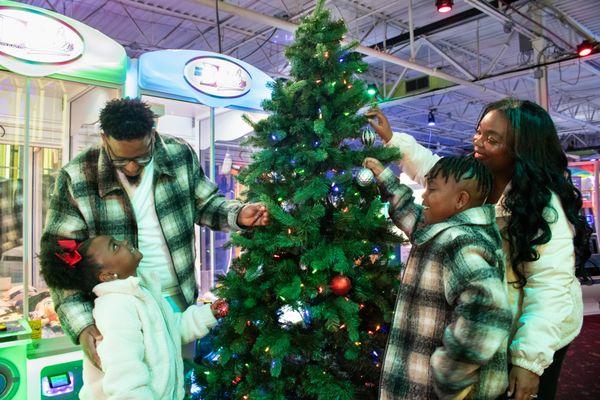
363;157;385;177
210;299;229;318
365;107;393;143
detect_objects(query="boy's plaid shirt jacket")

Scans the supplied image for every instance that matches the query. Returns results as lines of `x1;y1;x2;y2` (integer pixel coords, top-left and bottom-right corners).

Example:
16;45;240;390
377;168;512;400
42;134;243;343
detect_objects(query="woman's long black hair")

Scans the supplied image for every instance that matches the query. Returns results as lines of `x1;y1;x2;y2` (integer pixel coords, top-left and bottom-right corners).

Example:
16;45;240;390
480;98;591;287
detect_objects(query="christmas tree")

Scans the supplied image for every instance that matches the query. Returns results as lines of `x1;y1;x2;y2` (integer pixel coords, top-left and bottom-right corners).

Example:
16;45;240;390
195;1;403;398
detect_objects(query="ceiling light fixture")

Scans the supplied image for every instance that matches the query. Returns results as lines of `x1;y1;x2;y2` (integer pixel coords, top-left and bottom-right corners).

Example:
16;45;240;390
428;110;436;126
436;0;453;13
577;40;594;57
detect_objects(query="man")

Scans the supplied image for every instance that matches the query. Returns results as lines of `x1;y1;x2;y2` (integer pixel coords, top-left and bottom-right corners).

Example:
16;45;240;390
42;98;269;367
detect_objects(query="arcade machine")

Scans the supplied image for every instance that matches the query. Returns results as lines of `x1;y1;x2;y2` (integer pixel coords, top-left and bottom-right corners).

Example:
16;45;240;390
134;50;273;292
0;1;127;398
569;161;599;253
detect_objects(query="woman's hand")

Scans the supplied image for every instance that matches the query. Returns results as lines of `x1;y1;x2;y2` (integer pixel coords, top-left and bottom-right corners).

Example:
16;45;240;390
508;366;540;400
365;107;393;143
363;157;386;177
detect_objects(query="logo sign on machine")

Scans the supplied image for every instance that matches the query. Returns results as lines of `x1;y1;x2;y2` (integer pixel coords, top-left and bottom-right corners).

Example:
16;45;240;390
0;6;84;64
183;56;252;98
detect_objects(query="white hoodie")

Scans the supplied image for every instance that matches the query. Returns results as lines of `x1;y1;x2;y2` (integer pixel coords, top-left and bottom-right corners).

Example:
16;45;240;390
78;271;217;400
386;131;583;376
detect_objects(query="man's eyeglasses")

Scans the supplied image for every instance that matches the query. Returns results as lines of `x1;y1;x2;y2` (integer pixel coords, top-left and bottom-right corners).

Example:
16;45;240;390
103;134;154;168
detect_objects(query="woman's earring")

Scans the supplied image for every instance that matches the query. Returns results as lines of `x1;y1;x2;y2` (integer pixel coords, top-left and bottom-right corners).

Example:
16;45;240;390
113;273;118;279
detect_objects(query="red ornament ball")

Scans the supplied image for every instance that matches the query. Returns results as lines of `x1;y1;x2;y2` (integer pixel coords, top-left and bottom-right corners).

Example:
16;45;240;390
330;275;352;295
211;299;229;318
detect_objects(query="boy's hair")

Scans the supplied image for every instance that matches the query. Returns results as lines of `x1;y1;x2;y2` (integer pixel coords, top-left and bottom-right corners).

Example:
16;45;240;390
427;155;493;200
99;98;155;140
39;237;102;294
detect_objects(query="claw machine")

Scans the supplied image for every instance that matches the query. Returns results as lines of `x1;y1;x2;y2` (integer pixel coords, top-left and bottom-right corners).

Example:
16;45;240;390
569;160;599;254
135;50;273;293
0;1;127;398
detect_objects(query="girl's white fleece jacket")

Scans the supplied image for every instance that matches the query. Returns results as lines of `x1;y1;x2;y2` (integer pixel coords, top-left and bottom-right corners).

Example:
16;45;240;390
78;271;217;400
386;131;583;376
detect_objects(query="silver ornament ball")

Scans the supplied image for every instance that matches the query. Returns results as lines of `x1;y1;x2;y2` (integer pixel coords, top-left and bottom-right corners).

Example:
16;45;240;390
356;168;375;186
361;127;376;147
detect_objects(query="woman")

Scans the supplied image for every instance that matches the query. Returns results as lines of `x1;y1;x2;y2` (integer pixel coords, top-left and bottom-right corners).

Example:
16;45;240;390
367;99;590;400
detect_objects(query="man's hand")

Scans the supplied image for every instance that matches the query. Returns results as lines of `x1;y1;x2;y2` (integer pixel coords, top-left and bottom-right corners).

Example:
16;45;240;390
365;107;393;143
363;157;386;177
508;366;539;400
79;324;103;369
237;203;270;228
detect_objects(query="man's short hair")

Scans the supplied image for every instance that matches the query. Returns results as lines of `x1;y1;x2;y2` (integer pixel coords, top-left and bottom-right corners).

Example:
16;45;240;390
427;155;493;200
99;98;155;140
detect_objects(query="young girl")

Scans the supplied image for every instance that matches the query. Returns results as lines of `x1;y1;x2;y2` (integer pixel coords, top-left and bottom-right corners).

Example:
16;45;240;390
39;235;228;400
367;100;590;400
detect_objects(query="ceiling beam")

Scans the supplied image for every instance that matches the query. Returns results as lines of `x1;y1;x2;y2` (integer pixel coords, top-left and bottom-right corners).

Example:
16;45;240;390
189;0;506;99
115;0;274;41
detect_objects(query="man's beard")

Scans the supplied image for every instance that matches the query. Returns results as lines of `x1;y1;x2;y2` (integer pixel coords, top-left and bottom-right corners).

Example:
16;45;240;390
125;173;142;185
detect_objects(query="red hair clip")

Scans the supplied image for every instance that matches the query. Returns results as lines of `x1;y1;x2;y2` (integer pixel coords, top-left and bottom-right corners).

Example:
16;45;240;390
55;239;82;267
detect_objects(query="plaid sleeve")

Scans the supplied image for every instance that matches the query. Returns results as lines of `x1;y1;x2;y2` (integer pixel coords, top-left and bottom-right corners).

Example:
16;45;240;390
431;240;511;399
191;149;244;231
42;169;94;343
50;289;94;343
376;167;423;239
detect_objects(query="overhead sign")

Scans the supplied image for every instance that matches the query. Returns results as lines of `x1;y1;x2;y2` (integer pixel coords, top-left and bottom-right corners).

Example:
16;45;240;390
0;0;126;83
138;50;274;111
184;56;252;98
0;6;84;64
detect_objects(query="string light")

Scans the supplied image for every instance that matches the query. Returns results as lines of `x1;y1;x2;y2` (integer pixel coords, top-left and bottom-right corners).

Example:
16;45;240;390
366;84;378;96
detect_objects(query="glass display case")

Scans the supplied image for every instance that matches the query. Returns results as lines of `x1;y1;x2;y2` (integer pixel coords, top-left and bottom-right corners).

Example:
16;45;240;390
0;72;119;340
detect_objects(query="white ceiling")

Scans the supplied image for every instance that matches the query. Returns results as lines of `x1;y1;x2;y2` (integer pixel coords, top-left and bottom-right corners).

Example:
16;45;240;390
18;0;600;157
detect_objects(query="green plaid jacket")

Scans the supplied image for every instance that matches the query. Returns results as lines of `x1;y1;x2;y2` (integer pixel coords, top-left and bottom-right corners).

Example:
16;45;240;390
42;134;243;343
377;168;512;400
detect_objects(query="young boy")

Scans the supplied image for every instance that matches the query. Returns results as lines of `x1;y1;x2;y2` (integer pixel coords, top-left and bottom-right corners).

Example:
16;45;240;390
39;235;227;399
363;156;511;400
